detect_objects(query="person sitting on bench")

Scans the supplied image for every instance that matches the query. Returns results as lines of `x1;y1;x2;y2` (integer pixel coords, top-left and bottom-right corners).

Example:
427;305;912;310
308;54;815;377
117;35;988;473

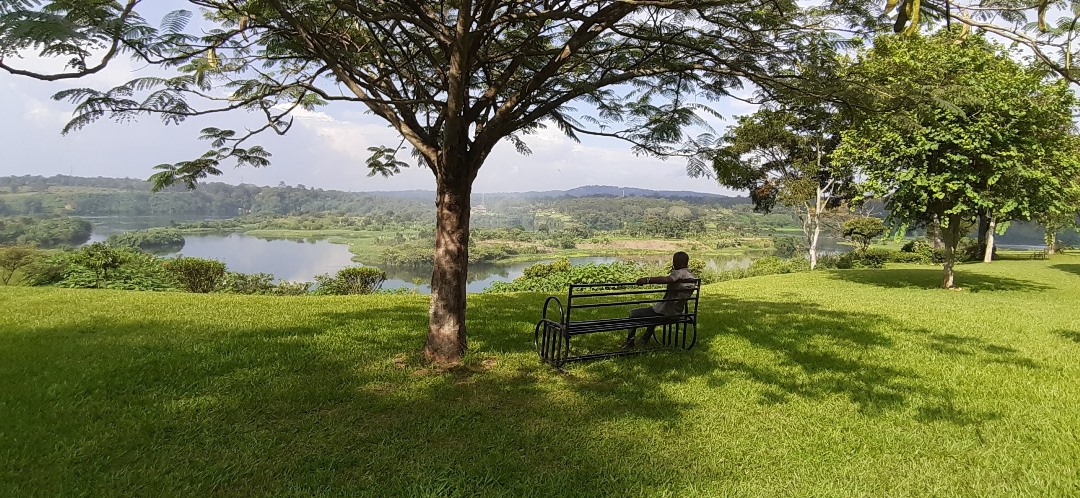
621;251;697;349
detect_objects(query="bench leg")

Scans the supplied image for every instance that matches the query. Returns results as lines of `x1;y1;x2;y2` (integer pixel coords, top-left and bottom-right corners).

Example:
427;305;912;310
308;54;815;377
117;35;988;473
535;320;569;366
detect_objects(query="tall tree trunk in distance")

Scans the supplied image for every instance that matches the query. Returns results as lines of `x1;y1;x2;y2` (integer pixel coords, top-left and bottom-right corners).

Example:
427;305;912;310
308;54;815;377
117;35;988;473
982;216;996;263
800;203;816;269
941;216;963;289
929;216;945;249
424;170;473;364
976;210;990;253
1046;229;1057;255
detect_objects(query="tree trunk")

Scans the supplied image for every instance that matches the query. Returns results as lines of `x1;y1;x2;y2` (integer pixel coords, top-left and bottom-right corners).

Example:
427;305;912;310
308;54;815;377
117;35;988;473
982;216;996;263
800;202;817;270
1046;230;1057;255
941;216;963;289
929;216;945;249
424;173;473;364
976;210;990;253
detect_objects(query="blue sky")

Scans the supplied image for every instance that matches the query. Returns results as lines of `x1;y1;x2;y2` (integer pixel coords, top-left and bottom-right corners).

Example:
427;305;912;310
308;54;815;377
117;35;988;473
0;3;751;195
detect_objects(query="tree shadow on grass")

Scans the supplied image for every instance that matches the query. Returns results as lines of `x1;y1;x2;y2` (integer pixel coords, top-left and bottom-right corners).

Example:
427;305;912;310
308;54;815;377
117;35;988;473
1057;330;1080;344
928;334;1038;369
695;297;1017;425
826;268;1050;292
1051;264;1080;277
0;291;1037;495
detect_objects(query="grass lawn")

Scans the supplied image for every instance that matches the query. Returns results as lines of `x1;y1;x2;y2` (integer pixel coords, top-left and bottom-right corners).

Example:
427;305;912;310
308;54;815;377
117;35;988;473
2;255;1080;496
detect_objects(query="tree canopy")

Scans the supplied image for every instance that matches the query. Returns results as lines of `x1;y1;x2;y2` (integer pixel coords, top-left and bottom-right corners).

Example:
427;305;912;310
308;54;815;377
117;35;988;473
2;0;845;362
833;31;1080;288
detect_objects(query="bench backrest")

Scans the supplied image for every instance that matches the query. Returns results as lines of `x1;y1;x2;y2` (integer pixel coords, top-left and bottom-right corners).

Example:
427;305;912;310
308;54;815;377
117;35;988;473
564;279;701;325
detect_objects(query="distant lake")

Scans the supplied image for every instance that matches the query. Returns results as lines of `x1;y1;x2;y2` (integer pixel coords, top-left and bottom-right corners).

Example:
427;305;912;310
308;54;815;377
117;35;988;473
84;216;757;293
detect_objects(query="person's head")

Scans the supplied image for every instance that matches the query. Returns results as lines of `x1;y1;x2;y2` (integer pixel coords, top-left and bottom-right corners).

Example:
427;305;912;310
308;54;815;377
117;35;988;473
672;251;689;270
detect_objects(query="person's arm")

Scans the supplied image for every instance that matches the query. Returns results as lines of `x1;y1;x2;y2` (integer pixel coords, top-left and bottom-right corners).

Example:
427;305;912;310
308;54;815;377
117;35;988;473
636;274;676;285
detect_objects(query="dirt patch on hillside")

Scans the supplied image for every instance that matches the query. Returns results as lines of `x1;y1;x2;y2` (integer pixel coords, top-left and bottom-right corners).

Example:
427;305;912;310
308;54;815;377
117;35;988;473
577;240;685;251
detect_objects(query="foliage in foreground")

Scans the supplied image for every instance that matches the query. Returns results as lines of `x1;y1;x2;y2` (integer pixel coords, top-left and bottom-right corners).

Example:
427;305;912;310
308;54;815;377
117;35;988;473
7;245;377;296
2;256;1079;495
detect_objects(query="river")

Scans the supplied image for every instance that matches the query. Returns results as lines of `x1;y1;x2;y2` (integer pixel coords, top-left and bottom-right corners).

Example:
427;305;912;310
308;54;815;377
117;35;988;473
83;216;775;293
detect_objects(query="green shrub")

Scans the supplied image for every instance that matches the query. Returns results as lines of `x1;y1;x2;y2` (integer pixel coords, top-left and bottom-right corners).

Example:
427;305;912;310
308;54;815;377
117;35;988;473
164;257;227;293
78;243;127;284
747;255;809;276
273;281;312;296
485;260;642;293
837;251;882;269
25;245;175;291
901;238;936;262
22;250;76;286
772;236;806;259
522;258;572;279
218;271;277;294
887;250;931;264
314;266;387;295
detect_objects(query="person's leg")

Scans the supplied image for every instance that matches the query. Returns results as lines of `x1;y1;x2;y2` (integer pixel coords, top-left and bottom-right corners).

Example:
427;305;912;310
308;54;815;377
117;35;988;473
624;307;661;347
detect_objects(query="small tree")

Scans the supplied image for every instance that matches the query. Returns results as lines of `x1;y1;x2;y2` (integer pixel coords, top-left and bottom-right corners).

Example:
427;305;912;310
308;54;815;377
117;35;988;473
314;266;387;295
842;217;885;252
0;245;38;285
78;243;125;286
164;257;227;293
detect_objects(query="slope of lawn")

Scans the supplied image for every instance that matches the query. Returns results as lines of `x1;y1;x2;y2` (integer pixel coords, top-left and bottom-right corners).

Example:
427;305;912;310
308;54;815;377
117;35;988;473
2;255;1079;496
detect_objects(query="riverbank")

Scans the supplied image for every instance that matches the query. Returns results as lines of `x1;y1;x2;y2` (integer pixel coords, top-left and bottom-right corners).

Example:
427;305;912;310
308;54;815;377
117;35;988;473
2;255;1078;495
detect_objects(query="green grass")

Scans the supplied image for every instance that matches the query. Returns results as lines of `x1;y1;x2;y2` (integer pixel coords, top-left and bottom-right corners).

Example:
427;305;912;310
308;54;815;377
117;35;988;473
2;256;1080;496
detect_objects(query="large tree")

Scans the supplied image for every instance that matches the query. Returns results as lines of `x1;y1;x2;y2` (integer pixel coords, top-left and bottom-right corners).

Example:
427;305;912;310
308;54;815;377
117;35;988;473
834;31;1080;288
1;0;834;362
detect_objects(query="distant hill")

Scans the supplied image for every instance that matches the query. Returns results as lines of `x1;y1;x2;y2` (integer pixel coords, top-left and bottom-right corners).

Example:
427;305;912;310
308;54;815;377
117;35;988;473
367;185;743;202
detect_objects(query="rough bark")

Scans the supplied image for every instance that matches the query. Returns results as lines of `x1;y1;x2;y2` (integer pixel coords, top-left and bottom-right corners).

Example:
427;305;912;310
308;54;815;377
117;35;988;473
424;171;473;364
1046;230;1057;255
982;217;996;263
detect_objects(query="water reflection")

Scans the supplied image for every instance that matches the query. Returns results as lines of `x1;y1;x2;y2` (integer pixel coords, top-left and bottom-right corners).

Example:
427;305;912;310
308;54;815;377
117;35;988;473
83;216;761;293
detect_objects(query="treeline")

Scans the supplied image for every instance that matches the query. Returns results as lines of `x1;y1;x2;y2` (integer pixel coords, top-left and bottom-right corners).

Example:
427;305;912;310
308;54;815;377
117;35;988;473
0;216;92;247
0;175;787;236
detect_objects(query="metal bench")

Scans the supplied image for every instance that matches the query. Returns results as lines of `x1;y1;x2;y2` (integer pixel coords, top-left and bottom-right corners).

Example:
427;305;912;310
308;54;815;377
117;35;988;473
534;280;700;368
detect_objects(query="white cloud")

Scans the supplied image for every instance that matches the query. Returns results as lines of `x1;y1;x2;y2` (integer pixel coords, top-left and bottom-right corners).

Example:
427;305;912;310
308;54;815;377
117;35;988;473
1;70;745;195
22;98;69;128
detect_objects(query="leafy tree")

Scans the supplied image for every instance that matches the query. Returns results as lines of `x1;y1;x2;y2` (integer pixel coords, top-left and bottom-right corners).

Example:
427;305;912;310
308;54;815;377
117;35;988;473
1034;178;1080;254
0;244;38;285
164;257;227;293
2;1;836;363
712;54;855;269
834;32;1080;288
842;217;885;252
313;266;387;295
78;242;126;286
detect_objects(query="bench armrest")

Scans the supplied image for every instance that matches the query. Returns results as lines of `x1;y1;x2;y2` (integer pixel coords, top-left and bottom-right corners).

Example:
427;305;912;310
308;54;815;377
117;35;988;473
542;296;565;323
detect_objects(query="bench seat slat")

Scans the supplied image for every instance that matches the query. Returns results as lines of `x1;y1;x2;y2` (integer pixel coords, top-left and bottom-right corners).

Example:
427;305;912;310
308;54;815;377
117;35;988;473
565;315;694;335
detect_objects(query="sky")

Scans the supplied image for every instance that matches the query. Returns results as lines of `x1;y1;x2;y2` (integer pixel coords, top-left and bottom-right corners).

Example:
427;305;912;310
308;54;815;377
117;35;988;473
0;4;753;195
